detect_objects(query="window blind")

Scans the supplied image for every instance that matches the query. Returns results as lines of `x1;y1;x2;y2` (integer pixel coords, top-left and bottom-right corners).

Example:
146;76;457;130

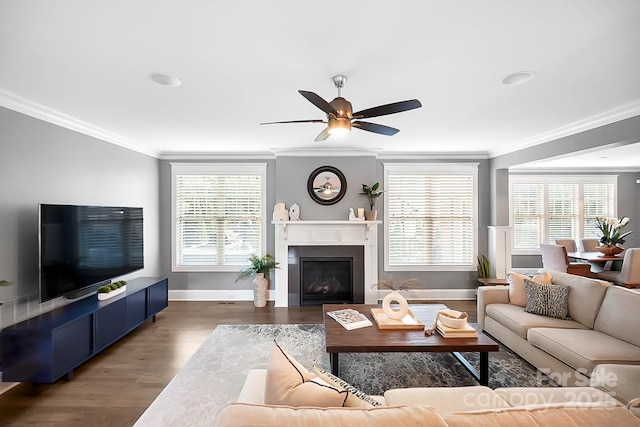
172;163;266;271
384;164;477;270
510;176;616;252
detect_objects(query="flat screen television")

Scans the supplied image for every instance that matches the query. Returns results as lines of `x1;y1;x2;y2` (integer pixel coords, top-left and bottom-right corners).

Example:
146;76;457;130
39;204;144;303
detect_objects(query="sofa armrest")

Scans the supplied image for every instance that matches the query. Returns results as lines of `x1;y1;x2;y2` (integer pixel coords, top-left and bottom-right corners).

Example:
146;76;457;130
477;286;510;330
238;369;267;404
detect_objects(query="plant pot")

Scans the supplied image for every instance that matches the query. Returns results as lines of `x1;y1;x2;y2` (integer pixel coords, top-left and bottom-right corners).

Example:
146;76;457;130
365;210;378;221
252;273;268;308
596;245;624;256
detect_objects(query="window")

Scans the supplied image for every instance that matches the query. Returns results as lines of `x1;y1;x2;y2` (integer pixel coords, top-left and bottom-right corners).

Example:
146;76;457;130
510;175;616;253
171;163;267;272
384;163;478;271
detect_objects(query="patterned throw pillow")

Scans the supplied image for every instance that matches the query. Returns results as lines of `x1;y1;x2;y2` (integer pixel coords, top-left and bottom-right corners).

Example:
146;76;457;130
313;367;383;407
524;279;570;319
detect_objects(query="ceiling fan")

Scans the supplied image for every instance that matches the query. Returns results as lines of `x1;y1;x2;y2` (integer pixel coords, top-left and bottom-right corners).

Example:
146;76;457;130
260;75;422;142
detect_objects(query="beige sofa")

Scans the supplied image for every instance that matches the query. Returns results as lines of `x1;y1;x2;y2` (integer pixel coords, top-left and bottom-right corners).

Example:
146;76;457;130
478;269;640;392
216;368;640;426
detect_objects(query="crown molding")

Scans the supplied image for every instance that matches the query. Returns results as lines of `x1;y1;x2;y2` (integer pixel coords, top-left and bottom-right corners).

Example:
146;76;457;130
0;89;161;158
377;151;489;160
269;147;383;157
490;100;640;158
509;167;640;173
160;151;276;160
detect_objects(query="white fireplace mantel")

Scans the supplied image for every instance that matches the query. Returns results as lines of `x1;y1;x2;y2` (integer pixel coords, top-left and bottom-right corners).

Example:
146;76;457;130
272;220;380;307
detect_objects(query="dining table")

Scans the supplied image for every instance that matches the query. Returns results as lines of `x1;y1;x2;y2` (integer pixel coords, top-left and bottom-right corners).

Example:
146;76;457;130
567;251;624;272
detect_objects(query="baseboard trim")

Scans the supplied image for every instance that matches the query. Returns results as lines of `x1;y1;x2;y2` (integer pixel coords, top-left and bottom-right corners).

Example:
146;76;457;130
168;289;476;301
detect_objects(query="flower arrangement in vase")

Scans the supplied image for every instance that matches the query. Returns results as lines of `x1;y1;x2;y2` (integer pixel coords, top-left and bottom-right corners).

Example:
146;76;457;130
594;216;632;255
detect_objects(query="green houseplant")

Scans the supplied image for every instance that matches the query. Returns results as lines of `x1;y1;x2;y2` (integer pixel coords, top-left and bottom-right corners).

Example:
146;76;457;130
236;254;279;307
361;182;383;220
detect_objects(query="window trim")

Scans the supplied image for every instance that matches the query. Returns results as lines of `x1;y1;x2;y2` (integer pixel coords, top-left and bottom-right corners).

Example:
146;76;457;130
171;162;267;272
383;162;479;272
509;174;618;255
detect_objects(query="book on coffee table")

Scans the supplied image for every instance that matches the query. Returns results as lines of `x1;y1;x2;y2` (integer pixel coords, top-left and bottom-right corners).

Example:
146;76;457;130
435;320;478;338
327;308;373;330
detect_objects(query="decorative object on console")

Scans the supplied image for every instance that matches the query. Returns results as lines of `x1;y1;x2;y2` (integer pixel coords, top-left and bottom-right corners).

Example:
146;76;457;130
477;254;490;279
594;216;632;255
307;166;347;205
272;203;289;221
236;254;280;307
361;182;383;220
97;280;127;300
289;203;300;221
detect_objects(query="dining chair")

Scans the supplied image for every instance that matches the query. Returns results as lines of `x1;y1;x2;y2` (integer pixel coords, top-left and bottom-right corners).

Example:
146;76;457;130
555;239;577;252
539;243;595;278
597;248;640;288
579;238;600;252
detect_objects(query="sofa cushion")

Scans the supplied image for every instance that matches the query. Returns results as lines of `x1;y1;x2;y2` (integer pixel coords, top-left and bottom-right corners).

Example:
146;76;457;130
494;386;620;407
594;285;640;347
591;364;640;405
313;367;383;408
527;328;640;376
443;404;640;427
508;272;552;307
264;341;347;407
384;386;511;415
538;269;610;328
486;303;586;339
524;279;570;319
215;403;449;427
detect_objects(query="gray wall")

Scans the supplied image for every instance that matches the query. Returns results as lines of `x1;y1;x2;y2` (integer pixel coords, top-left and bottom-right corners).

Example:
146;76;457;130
0;107;161;312
159;155;491;291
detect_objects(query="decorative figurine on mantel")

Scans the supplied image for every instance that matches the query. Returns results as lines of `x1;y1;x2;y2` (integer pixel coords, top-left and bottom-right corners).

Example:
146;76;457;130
289;203;300;221
348;208;364;221
273;203;289;221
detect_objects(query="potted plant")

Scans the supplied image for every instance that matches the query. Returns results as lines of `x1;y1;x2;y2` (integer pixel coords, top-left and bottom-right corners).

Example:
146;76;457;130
236;254;279;307
361;182;383;221
594;216;632;255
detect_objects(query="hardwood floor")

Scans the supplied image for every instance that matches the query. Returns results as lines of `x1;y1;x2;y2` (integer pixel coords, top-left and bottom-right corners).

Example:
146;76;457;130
0;300;476;426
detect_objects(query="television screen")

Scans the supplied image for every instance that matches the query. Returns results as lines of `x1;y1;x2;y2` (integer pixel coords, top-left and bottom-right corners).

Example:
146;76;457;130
39;204;143;302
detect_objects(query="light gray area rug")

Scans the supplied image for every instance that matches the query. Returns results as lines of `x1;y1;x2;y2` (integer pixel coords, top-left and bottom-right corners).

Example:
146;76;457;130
135;324;555;426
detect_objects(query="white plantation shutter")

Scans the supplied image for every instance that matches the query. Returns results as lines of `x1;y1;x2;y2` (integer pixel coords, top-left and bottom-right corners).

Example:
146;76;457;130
171;163;266;271
384;163;478;271
511;183;544;250
583;184;615;238
510;176;616;252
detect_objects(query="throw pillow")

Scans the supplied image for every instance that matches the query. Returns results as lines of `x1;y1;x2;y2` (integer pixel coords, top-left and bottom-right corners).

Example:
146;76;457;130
508;272;528;307
313;367;383;408
508;271;553;307
264;341;347;407
524;279;570;319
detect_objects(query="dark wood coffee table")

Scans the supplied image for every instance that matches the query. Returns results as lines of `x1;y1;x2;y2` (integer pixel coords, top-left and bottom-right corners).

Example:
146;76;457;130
323;304;499;386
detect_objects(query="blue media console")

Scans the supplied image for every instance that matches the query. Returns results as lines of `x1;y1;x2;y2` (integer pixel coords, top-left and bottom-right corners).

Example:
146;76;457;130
1;277;168;383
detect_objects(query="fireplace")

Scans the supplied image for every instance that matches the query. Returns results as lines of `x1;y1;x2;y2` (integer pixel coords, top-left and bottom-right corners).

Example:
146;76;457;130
288;245;364;306
273;220;379;307
300;257;353;305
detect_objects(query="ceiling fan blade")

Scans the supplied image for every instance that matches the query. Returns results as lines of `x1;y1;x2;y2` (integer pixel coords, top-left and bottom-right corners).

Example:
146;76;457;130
352;121;400;136
352;99;422;119
299;90;339;117
260;119;325;125
314;127;331;142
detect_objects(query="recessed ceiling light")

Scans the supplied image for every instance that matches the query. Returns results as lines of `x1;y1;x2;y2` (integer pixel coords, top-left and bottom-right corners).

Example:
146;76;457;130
501;71;535;86
148;73;181;87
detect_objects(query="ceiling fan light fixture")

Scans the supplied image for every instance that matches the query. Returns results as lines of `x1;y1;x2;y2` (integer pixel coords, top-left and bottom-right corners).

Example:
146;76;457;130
328;117;351;136
148;72;182;87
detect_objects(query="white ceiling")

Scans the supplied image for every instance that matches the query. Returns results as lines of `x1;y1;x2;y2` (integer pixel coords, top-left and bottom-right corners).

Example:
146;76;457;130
1;1;640;167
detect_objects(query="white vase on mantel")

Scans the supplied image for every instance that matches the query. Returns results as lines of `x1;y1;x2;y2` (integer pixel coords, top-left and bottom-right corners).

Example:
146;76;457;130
253;273;268;308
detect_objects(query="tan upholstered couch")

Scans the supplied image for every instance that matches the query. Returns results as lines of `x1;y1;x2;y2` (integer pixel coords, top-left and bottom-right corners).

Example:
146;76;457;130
478;269;640;394
216;368;640;426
